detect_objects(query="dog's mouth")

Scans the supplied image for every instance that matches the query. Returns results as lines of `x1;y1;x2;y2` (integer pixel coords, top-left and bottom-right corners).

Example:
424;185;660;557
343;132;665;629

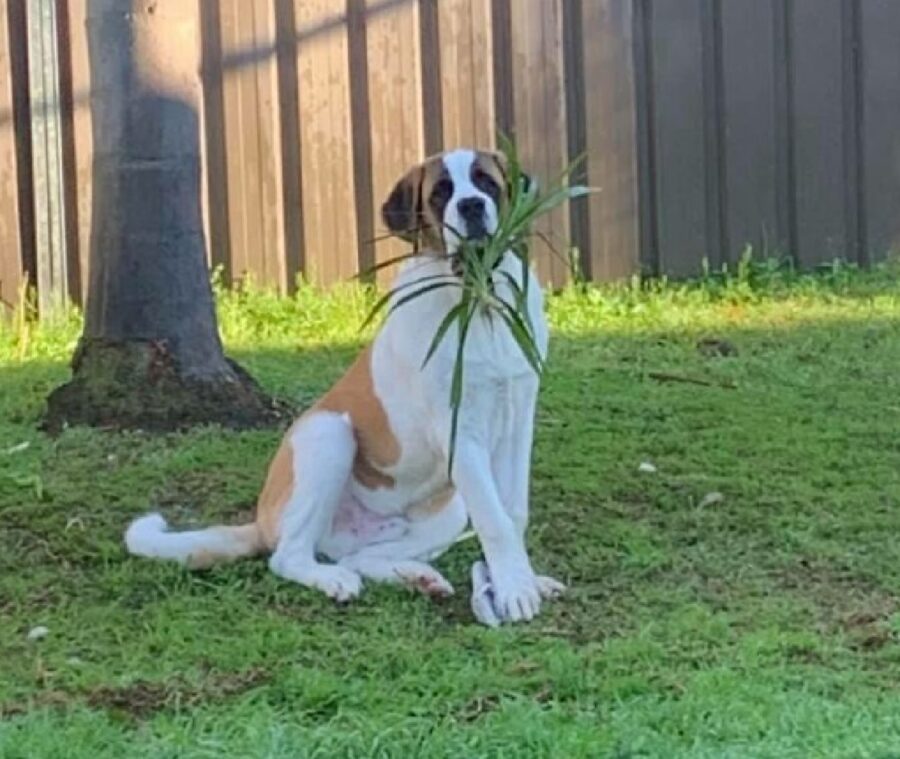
463;219;488;242
449;234;495;277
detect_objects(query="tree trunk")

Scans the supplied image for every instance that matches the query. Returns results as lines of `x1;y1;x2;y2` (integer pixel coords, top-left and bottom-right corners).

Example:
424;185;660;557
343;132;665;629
45;0;285;432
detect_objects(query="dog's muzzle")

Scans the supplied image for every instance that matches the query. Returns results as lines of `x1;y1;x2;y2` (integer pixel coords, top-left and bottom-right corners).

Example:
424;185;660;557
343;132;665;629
458;196;488;241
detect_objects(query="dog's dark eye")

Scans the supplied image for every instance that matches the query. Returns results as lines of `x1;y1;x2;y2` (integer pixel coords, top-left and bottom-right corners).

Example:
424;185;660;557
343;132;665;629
472;167;500;202
429;177;453;213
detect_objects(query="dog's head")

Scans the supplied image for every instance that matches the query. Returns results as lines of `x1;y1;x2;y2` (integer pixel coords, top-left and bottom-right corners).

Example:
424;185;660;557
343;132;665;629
381;148;531;256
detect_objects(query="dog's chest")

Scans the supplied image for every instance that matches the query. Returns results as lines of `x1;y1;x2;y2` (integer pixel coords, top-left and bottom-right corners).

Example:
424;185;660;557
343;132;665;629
355;255;546;511
398;302;541;449
463;309;536;378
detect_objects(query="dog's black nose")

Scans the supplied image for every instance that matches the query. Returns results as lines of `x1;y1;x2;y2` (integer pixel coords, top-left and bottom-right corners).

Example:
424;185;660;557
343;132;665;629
458;196;486;220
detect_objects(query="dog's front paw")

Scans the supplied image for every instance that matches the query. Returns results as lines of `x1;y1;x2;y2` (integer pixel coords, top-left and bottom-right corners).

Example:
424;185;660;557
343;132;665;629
492;565;541;623
306;564;363;602
270;555;363;602
470;558;541;625
393;561;455;598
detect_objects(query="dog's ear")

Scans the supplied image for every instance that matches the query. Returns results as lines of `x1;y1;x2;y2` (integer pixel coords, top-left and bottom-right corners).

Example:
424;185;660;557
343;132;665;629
382;166;424;242
489;150;534;200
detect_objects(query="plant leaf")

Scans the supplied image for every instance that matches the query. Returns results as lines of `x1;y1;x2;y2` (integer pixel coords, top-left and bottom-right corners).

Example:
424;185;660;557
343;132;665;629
495;268;535;336
491;295;544;376
421;300;468;369
564;185;596;200
353;250;421;280
447;297;476;477
359;273;458;332
383;280;461;321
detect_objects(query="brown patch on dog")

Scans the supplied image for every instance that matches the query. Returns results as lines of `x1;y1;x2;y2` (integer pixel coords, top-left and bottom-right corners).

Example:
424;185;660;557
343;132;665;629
316;345;401;490
254;345;401;545
381;164;425;242
255;432;297;548
417;156;454;252
473;150;508;192
478;148;531;201
184;522;265;569
406;484;456;521
382;153;463;253
351;453;395;490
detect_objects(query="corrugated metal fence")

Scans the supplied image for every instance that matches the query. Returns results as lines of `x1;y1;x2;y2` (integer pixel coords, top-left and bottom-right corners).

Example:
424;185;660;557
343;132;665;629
2;0;900;315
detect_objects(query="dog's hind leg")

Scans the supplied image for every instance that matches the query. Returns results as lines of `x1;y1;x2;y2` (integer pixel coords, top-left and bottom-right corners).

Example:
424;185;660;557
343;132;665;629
338;494;468;598
268;412;363;601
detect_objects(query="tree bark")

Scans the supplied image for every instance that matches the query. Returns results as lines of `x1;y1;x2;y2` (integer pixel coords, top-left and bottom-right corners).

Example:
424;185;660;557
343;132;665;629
45;0;285;432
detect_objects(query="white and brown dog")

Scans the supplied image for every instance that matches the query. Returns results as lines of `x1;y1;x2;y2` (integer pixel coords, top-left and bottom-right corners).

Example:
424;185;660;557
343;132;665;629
125;148;564;625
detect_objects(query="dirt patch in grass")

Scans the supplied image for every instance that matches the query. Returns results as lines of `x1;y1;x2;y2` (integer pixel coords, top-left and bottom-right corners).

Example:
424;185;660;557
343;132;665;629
776;557;898;644
454;693;502;723
1;668;270;721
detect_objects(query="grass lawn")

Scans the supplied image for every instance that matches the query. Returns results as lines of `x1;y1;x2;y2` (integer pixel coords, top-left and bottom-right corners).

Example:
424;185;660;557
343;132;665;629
2;263;900;758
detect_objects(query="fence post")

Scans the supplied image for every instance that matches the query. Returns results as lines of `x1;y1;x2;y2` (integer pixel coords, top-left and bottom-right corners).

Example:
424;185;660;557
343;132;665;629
27;0;69;316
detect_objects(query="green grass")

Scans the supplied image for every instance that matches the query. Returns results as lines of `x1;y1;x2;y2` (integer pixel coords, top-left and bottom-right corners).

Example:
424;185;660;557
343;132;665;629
2;260;900;758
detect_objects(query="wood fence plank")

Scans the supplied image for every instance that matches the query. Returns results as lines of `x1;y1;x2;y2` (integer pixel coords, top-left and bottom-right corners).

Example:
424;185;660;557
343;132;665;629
53;0;80;304
0;0;27;311
295;0;358;284
861;0;900;260
274;0;305;289
199;0;232;281
791;0;848;267
347;0;374;275
632;0;657;274
719;0;779;262
28;0;69;315
365;0;422;283
419;0;442;154
490;0;514;140
220;0;250;281
510;0;568;286
437;0;461;147
251;0;286;289
580;0;639;281
650;0;707;277
562;0;587;279
220;0;285;288
438;0;494;150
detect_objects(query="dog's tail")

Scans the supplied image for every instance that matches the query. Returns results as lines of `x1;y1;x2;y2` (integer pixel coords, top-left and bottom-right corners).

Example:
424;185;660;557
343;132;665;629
124;513;265;570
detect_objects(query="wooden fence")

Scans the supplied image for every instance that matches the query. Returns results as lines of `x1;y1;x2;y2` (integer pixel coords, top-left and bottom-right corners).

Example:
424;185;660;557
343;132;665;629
2;0;900;314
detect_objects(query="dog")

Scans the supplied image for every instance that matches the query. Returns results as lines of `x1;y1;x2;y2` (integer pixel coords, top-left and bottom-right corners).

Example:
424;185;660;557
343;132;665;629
125;148;564;625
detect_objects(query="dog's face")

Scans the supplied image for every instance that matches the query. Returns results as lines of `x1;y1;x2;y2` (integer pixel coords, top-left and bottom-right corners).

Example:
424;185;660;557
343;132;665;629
381;148;527;255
